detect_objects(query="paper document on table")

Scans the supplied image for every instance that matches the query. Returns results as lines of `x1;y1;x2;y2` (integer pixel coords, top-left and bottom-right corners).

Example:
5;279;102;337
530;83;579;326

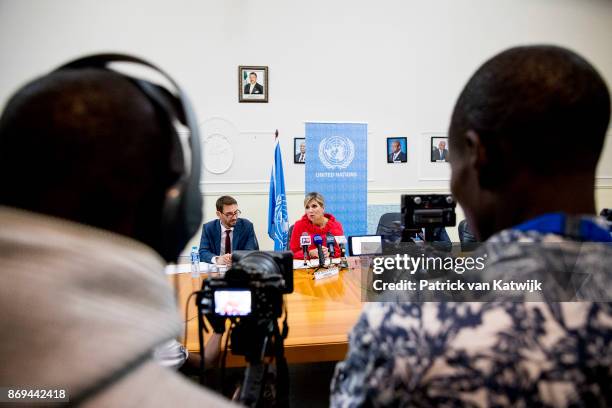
164;263;227;275
293;258;341;269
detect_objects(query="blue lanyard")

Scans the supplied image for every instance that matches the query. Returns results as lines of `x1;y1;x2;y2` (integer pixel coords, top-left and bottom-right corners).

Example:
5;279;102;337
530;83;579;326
514;213;612;242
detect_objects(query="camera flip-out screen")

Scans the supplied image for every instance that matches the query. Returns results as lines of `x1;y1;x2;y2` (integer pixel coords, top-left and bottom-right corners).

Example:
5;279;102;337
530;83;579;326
214;289;252;316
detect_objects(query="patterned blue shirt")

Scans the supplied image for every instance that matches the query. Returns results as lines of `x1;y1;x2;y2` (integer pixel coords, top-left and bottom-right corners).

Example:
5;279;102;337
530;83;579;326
331;220;612;407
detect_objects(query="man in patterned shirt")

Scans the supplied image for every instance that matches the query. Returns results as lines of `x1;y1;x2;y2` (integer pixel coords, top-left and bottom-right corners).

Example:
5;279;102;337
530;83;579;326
331;45;612;407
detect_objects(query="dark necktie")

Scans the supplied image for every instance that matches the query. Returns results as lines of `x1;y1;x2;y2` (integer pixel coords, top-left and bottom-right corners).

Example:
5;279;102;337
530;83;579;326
225;230;231;254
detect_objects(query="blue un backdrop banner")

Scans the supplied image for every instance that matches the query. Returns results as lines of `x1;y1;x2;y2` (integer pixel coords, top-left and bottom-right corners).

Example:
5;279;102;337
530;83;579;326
305;122;367;239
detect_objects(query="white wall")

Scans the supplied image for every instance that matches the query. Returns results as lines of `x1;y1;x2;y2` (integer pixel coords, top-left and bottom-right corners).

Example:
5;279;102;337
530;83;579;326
1;0;611;250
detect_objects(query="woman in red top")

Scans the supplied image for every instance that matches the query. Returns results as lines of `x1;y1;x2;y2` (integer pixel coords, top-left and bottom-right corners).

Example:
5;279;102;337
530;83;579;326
289;192;344;259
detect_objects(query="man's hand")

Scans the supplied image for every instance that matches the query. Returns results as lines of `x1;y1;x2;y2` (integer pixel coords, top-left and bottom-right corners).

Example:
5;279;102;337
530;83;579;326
216;254;232;266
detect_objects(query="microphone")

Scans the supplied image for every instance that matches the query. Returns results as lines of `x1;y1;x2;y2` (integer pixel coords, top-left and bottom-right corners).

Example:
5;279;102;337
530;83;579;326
326;233;336;260
334;235;347;255
334;235;348;267
300;232;311;266
313;234;325;267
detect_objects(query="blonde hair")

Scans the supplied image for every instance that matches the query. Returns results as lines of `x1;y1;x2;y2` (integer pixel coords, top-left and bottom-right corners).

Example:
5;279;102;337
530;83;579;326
304;192;325;209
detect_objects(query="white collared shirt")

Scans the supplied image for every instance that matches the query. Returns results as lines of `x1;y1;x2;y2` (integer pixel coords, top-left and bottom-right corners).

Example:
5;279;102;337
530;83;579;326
212;223;234;264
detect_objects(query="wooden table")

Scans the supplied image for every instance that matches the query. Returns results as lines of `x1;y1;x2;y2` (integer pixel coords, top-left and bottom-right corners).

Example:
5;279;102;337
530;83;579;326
170;264;364;367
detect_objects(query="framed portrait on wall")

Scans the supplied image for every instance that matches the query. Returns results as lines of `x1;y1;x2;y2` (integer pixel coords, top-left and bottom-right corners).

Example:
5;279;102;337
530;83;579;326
430;136;449;162
294;138;306;164
387;137;407;163
238;66;268;103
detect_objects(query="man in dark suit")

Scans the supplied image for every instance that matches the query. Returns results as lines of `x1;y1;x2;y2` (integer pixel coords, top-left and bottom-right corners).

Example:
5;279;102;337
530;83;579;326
199;195;258;265
388;140;407;162
243;72;264;95
431;140;449;161
295;141;306;163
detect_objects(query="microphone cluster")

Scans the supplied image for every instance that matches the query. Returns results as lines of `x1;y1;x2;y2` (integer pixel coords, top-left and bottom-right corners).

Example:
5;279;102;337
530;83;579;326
301;233;348;268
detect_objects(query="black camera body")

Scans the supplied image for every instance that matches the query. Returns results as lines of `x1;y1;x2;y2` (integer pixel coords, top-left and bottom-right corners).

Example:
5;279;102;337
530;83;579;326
402;194;456;229
401;194;457;243
200;251;293;320
196;251;294;404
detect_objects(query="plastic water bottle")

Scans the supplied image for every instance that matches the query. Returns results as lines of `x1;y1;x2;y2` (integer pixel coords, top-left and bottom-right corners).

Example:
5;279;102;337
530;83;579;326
190;246;200;278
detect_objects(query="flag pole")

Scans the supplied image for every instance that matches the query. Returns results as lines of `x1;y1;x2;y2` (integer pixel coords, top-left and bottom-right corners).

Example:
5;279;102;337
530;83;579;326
268;129;288;251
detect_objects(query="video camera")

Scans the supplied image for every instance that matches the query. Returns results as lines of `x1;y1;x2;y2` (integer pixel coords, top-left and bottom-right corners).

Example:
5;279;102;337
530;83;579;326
200;251;293;321
197;251;293;407
401;194;456;242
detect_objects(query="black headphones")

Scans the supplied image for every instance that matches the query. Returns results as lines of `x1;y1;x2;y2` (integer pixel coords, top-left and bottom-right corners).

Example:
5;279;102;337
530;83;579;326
55;54;202;262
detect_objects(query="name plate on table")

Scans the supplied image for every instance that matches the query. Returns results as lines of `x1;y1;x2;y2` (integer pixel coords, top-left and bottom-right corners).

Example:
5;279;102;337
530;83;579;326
313;266;339;280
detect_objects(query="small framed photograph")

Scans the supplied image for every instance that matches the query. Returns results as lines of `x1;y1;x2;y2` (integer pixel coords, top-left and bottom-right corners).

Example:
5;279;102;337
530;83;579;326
430;136;449;162
239;66;268;103
294;138;306;164
387;137;407;163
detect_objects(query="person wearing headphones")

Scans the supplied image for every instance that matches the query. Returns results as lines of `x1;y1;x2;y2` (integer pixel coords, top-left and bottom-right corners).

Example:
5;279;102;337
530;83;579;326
0;56;231;406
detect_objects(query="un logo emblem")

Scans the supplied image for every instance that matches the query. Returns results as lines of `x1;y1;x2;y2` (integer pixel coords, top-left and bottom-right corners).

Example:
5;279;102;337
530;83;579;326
318;135;355;170
273;194;288;241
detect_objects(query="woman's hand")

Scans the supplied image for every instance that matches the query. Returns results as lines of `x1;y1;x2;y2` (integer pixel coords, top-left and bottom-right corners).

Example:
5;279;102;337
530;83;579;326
308;246;329;258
